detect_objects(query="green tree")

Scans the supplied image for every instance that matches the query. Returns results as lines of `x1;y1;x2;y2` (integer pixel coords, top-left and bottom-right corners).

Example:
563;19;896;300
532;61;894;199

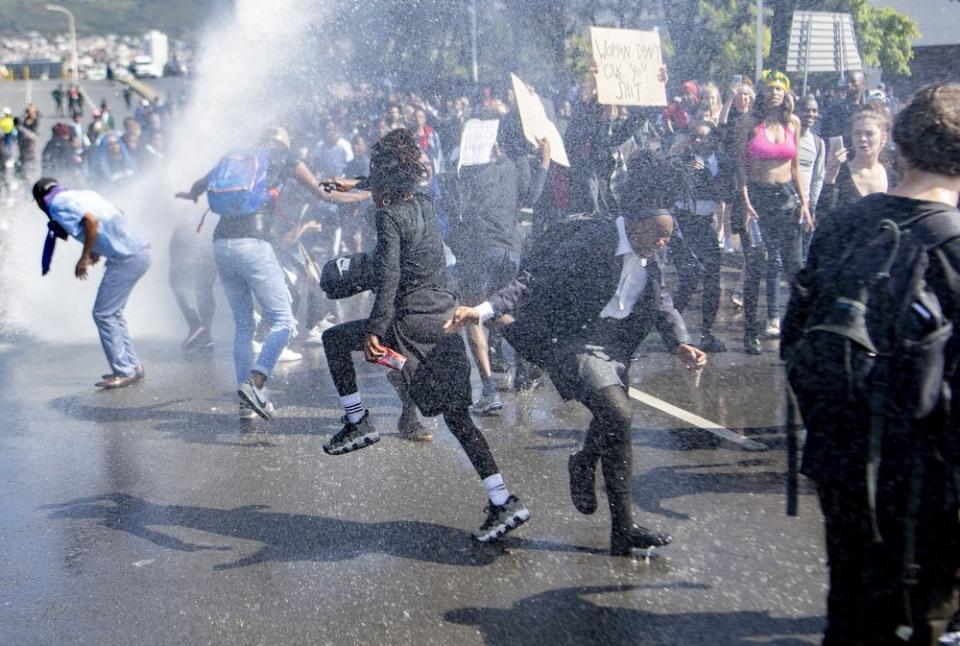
662;0;771;82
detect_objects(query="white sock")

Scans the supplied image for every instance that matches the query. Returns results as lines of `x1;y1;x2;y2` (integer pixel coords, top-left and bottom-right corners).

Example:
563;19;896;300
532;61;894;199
483;473;510;506
340;392;365;424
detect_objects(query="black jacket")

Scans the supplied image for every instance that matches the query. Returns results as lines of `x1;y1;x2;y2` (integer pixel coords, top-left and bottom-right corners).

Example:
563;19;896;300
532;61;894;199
366;192;452;337
365;192;471;416
783;193;960;483
455;155;547;254
489;217;690;368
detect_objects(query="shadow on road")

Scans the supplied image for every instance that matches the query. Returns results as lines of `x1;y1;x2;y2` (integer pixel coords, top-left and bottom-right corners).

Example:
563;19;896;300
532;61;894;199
44;493;587;570
631;460;816;520
444;584;822;645
47;394;340;446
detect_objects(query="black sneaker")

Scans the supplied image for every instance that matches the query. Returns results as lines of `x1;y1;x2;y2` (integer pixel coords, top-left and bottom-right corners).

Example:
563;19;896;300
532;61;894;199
474;495;530;542
398;411;433;443
238;379;273;420
323;411;380;455
699;332;727;353
743;336;762;356
568;451;598;515
611;524;673;557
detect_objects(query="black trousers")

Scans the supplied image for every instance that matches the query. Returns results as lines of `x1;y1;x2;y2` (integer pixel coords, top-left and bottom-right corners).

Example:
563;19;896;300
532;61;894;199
168;221;216;332
817;481;960;645
581;384;636;539
743;181;803;337
673;210;721;332
322;319;499;479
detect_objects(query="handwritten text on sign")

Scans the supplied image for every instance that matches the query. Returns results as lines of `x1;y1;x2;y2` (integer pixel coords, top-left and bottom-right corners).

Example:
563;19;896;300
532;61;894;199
590;27;667;107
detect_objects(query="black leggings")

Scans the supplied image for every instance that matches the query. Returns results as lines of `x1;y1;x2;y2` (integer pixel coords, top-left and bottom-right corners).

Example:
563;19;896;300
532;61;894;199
673;211;721;332
581;385;634;532
743;181;803;337
322;319;499;479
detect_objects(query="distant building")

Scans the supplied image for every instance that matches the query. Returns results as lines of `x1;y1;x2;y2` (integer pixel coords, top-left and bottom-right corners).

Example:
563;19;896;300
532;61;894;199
5;59;64;80
869;0;960;92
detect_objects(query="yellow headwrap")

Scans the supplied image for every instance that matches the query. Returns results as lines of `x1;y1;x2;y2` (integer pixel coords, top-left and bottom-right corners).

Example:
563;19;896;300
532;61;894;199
761;69;791;93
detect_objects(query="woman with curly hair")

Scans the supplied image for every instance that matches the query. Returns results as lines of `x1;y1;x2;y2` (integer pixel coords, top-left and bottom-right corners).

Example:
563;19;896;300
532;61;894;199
319;128;530;542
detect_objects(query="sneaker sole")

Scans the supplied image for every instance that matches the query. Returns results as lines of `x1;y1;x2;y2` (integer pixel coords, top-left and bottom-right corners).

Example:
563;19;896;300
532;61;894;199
474;508;531;543
237;388;273;420
471;402;504;417
323;431;381;455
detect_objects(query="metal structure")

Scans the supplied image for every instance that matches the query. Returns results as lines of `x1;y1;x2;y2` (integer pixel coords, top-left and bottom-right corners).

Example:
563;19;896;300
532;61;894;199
45;3;79;83
786;11;863;96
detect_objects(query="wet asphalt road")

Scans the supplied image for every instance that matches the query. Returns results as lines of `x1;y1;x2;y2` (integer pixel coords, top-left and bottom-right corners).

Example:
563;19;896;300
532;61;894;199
0;268;828;645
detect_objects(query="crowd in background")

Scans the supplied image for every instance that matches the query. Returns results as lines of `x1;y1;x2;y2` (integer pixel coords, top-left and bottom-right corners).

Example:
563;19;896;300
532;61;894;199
0;68;907;377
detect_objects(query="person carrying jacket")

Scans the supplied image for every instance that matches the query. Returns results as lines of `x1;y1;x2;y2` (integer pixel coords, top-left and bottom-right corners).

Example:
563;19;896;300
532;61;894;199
319;128;531;543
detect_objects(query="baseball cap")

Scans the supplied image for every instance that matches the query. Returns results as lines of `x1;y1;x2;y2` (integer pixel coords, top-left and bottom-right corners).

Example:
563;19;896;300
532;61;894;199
262;126;290;149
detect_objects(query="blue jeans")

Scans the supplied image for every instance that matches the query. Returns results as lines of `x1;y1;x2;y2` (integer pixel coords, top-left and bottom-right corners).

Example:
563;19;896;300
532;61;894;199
214;238;295;385
94;249;151;377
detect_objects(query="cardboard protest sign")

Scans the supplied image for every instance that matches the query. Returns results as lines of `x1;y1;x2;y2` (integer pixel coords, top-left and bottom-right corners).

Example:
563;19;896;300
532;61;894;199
510;73;570;168
590;27;667;107
458;119;500;168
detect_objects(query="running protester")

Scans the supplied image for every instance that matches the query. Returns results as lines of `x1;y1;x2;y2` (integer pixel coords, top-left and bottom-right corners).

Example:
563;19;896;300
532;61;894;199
32;178;151;389
177;127;367;420
445;163;708;557
320;128;530;543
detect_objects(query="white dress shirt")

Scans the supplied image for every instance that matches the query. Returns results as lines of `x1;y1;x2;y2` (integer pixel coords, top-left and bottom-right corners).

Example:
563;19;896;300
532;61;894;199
600;216;648;320
475;216;650;323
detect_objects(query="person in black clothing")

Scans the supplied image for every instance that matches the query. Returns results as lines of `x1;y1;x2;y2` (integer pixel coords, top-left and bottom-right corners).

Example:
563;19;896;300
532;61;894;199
668;121;734;352
454;138;550;414
446;164;708;557
320;128;530;543
41;122;83;183
820;71;867;140
782;82;960;645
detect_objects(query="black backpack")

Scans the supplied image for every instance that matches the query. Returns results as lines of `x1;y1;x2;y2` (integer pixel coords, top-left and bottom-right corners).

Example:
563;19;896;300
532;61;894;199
787;205;960;515
786;205;960;643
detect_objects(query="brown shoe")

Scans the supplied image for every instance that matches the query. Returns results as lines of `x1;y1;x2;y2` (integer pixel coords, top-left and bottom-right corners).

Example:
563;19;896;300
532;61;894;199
95;374;139;389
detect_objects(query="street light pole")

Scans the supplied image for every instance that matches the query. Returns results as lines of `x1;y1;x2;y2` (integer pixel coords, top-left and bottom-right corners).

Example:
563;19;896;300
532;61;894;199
468;0;478;84
45;4;79;84
755;0;765;82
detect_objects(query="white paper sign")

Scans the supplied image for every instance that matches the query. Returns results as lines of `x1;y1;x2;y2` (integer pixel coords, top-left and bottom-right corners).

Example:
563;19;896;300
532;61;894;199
458;119;500;169
590;27;667;107
510;73;570;168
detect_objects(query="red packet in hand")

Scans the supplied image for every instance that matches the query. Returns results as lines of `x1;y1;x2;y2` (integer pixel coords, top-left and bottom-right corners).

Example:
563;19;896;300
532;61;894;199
373;347;407;371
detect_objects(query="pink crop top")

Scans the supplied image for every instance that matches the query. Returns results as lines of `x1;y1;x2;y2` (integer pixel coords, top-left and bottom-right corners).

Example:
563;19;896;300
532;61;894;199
747;121;797;161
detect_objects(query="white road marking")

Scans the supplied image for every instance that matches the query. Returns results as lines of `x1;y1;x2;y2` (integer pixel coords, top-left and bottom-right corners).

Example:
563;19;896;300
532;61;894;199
627;387;767;450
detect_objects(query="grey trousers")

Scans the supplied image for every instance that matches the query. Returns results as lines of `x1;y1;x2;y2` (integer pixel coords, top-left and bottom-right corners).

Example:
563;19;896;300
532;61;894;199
94;249;150;377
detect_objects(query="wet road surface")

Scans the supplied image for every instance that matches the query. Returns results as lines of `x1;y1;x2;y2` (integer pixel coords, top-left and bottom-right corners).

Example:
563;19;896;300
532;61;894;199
0;277;827;645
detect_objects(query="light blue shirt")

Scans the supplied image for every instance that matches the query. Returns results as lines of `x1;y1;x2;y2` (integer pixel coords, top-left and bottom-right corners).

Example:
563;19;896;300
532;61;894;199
47;190;147;259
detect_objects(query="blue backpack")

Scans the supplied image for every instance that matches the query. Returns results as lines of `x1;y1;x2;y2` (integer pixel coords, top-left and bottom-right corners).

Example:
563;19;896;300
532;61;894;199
206;149;272;217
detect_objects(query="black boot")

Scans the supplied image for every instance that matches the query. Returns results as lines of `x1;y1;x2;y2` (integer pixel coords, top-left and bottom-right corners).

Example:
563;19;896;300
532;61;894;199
602;450;672;557
610;524;674;556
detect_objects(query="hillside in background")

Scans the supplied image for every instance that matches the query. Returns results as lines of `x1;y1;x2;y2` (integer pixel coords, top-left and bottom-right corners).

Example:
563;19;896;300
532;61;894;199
0;0;233;41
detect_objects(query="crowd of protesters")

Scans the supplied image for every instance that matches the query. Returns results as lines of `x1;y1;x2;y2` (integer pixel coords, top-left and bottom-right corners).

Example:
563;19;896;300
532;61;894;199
17;63;960;644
